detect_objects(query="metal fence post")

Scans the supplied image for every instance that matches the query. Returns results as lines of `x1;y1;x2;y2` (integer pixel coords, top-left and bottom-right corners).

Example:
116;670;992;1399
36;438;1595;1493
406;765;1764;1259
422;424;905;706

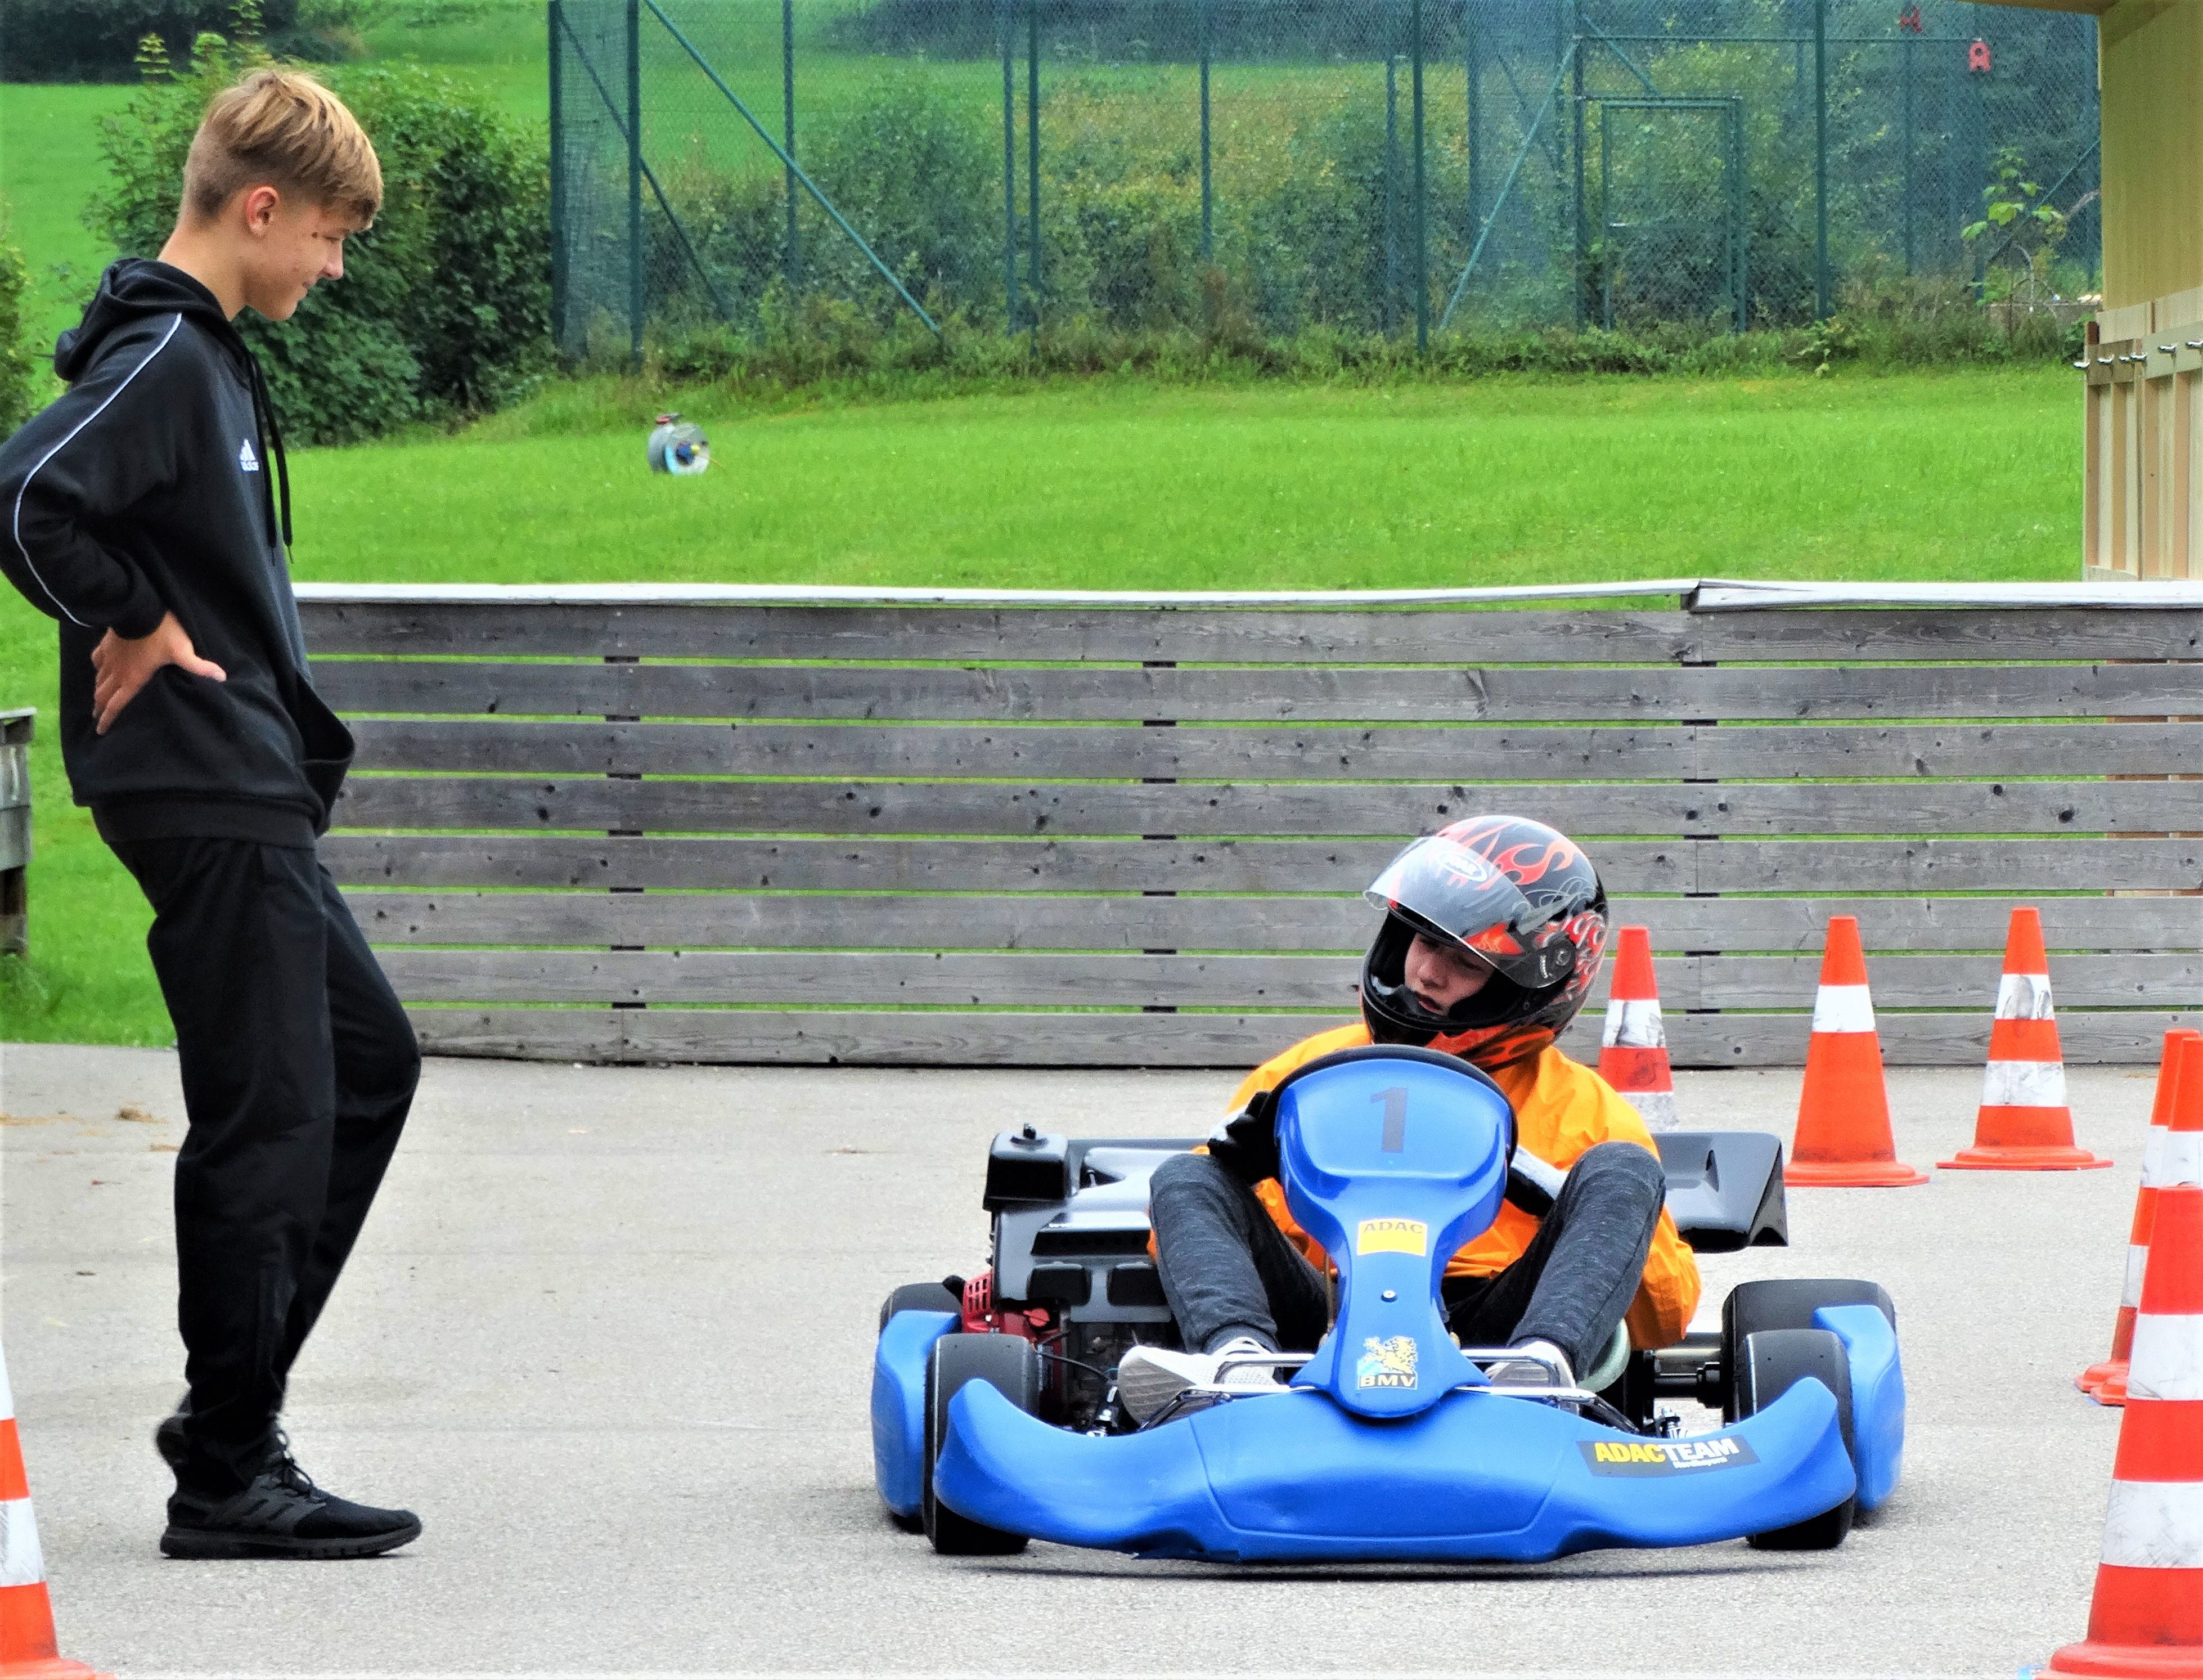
1001;0;1017;331
626;0;642;370
1199;0;1213;262
1570;0;1585;329
1384;0;1400;338
1464;0;1480;251
1027;0;1040;336
1901;30;1915;275
1814;0;1829;322
548;0;565;353
782;0;798;294
1413;0;1427;352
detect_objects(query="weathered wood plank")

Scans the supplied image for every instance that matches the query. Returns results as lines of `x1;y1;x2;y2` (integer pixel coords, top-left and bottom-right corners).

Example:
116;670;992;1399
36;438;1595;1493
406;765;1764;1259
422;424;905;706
379;949;1365;1008
0;806;28;875
342;888;2198;954
372;947;2200;1010
317;834;2203;895
298;602;2203;666
407;1006;2193;1067
312;658;2203;725
300;604;1698;664
332;774;2203;839
1696;839;2203;894
347;718;2203;783
1687;608;2203;663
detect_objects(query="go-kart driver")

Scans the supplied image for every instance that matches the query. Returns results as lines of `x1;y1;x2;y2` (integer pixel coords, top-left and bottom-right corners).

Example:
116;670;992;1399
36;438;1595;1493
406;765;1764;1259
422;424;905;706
1117;815;1702;1423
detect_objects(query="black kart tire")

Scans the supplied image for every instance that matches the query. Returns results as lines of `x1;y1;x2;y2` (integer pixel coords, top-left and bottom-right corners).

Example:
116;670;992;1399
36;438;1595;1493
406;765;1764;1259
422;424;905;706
880;1280;963;1332
1721;1279;1894;1422
923;1333;1038;1556
1736;1327;1858;1551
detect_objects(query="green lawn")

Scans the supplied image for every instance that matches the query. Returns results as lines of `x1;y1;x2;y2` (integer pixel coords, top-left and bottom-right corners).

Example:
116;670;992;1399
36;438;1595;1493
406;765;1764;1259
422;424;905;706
0;366;2077;1047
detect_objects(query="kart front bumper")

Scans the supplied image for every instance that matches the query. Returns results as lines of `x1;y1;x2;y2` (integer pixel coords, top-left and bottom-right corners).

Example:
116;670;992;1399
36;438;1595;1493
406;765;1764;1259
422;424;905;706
932;1377;1856;1563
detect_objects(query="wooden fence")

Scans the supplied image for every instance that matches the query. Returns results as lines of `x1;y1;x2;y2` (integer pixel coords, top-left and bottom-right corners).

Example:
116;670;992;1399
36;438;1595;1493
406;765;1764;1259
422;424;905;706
0;709;28;958
299;583;2203;1067
2086;288;2203;580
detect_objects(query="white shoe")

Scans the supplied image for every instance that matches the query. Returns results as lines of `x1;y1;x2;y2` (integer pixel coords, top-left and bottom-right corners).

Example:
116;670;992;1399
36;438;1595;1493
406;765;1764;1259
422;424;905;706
1117;1335;1284;1422
1481;1338;1575;1389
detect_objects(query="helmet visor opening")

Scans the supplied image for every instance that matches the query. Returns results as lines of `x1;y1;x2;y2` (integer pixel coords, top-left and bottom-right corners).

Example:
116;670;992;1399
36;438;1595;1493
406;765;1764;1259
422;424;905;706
1364;835;1562;991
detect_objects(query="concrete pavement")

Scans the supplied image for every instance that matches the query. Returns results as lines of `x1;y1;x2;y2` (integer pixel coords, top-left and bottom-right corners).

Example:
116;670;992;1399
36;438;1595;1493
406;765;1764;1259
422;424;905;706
0;1042;2162;1677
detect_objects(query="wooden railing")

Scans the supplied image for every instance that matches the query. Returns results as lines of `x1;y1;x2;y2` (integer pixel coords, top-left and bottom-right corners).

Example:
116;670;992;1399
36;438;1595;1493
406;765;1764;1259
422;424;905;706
298;582;2203;1067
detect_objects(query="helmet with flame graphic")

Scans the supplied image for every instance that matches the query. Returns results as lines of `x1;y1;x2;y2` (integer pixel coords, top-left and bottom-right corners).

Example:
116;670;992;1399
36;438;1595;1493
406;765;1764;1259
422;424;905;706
1359;815;1608;1058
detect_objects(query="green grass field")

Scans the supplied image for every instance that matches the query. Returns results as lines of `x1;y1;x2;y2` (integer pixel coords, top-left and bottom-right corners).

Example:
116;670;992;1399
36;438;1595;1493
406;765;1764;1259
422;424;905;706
0;366;2078;1047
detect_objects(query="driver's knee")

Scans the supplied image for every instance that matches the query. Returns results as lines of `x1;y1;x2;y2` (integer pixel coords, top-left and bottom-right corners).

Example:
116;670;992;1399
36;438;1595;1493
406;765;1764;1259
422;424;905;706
1150;1148;1239;1210
1563;1141;1668;1224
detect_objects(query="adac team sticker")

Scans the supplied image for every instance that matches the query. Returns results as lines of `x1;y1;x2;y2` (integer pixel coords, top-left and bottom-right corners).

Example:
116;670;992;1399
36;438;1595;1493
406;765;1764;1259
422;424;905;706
1356;1218;1428;1257
1357;1336;1419;1390
1579;1436;1760;1476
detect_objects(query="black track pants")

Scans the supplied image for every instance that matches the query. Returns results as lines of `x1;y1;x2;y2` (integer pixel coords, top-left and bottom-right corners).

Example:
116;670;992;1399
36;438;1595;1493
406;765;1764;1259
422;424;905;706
1149;1141;1666;1376
112;838;419;1497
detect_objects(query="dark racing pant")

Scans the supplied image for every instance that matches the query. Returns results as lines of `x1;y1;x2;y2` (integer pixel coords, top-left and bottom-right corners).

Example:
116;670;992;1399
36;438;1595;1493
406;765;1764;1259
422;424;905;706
1147;1141;1667;1380
112;837;419;1497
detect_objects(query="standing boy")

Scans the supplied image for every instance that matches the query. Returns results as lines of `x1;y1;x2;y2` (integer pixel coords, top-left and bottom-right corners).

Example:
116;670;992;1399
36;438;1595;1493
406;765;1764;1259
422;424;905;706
0;69;422;1558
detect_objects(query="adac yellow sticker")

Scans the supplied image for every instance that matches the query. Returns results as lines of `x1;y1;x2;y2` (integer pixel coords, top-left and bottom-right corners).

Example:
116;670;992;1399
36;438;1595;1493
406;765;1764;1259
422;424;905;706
1356;1218;1429;1257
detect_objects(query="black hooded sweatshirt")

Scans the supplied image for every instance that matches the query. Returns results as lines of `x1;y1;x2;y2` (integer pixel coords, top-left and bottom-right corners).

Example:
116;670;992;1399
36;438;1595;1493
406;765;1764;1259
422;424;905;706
0;259;352;848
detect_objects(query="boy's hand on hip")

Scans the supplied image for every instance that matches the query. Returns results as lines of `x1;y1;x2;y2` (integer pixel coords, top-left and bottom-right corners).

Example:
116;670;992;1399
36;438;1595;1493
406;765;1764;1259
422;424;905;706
92;612;226;735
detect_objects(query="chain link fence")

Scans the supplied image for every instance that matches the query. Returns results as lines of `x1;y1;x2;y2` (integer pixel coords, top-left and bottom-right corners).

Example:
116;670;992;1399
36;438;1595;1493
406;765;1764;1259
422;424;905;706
550;0;2101;362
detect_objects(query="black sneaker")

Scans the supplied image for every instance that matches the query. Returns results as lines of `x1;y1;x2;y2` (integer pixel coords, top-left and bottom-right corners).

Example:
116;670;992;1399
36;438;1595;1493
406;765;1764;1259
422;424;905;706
161;1441;421;1560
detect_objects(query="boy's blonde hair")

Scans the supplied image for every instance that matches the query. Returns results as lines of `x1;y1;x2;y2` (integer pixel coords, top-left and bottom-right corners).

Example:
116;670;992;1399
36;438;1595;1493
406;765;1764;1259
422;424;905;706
183;68;383;226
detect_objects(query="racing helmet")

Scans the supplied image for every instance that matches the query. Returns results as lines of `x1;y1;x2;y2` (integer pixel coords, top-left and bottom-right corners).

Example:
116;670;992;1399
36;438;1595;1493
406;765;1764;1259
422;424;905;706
1359;815;1609;1054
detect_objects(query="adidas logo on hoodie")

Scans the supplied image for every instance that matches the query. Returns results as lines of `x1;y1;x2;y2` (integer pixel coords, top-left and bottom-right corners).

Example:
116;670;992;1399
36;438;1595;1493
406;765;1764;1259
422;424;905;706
239;439;259;473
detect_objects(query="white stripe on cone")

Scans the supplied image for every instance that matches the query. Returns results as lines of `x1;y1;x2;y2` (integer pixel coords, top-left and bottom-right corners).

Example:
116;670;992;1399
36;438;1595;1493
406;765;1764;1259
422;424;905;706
1811;984;1876;1035
1994;971;2056;1020
1601;997;1666;1050
2157;1133;2203;1188
1980;1059;2070;1108
0;1498;42;1591
2100;1481;2203;1570
2123;1243;2150;1310
2128;1313;2203;1401
1622;1090;1679;1131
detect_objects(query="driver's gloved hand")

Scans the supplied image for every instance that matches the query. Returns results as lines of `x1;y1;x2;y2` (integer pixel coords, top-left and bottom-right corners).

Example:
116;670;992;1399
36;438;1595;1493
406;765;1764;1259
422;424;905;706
1206;1085;1281;1185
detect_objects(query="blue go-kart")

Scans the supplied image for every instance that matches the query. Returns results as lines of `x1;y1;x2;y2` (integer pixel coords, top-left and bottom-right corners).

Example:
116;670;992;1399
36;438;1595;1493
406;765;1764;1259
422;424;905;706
873;1045;1904;1564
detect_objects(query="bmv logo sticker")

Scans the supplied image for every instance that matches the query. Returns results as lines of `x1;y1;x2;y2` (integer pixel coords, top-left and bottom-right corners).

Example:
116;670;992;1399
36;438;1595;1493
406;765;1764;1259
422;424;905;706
239;440;260;473
1357;1336;1418;1389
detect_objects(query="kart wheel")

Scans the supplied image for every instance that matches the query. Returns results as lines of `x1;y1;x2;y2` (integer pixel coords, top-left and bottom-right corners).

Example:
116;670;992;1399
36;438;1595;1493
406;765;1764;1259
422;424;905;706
1720;1279;1894;1422
924;1333;1038;1556
880;1279;963;1332
1736;1327;1857;1551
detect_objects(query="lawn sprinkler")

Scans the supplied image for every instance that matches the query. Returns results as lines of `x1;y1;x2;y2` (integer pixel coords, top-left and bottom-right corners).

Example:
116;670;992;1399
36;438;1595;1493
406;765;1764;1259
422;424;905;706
648;414;711;476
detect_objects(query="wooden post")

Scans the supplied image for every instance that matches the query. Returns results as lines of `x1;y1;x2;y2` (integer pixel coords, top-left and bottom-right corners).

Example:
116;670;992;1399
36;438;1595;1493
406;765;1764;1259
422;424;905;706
0;710;31;959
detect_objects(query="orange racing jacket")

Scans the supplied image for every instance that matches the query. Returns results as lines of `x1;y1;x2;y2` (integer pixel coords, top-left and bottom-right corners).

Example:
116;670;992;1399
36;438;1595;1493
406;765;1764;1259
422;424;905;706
1215;1022;1702;1350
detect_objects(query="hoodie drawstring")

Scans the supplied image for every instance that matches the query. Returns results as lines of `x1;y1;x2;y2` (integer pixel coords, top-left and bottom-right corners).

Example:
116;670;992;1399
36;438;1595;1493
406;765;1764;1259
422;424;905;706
242;351;291;551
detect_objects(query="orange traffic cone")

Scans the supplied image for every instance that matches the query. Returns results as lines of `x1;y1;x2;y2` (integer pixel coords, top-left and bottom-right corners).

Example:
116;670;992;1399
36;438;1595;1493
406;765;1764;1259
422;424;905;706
1599;925;1678;1133
1940;908;2111;1171
2040;1183;2203;1679
0;1350;109;1679
2092;1032;2203;1408
1786;916;1927;1188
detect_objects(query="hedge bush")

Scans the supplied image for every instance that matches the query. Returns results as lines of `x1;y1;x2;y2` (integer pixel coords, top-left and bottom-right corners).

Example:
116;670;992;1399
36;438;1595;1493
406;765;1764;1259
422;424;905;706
88;26;551;443
0;0;300;82
0;213;39;438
